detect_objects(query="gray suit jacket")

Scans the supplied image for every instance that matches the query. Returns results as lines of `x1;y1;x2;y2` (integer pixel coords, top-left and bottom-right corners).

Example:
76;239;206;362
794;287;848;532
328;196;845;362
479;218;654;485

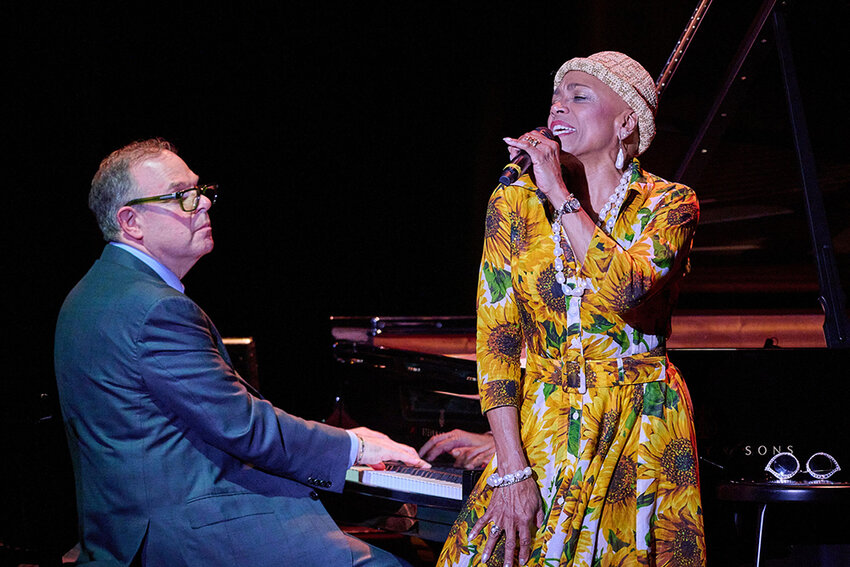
55;245;355;566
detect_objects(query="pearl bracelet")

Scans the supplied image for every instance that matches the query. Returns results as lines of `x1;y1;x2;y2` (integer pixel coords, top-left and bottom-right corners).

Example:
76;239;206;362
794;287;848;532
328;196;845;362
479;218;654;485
486;466;533;488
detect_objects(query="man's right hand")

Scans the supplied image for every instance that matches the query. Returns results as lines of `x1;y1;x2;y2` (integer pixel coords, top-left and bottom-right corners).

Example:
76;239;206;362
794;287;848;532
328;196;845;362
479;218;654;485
348;426;430;469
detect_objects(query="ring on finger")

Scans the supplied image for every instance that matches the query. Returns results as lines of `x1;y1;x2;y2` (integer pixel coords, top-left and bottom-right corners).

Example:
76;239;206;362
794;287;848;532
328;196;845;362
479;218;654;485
529;138;541;147
489;524;502;535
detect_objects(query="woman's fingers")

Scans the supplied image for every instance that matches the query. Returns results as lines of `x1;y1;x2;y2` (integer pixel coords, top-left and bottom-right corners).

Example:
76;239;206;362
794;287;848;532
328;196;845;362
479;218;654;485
470;505;507;563
486;479;544;565
485;521;534;567
504;135;539;153
469;510;492;540
517;522;535;566
517;129;558;150
502;526;518;566
479;520;504;564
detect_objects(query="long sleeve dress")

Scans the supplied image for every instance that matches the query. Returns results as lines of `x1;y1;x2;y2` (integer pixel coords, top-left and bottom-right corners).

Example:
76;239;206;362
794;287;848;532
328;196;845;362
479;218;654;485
438;160;706;567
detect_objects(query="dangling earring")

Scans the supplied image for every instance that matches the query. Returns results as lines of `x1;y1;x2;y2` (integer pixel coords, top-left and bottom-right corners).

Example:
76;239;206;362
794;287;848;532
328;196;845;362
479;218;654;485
615;138;625;170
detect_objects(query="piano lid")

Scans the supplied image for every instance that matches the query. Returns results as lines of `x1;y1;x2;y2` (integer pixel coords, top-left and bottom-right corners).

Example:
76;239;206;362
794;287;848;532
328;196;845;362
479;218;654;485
330;313;828;353
639;1;849;326
330;315;477;357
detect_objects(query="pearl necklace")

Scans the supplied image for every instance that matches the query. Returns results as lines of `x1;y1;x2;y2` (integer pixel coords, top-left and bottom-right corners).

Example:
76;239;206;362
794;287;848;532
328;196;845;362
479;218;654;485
538;163;635;298
595;164;634;234
549;220;590;297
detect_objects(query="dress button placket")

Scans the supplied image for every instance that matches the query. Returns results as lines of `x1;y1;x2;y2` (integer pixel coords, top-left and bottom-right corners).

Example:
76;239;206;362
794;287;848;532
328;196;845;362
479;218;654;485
551;218;590;395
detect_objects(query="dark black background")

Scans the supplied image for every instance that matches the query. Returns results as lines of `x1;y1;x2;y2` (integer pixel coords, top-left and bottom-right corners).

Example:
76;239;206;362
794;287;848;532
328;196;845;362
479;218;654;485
5;2;712;418
4;1;848;560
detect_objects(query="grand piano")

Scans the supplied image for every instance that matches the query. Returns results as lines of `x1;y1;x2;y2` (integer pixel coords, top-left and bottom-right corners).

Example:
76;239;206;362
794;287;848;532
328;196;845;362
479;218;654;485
323;316;848;545
321;1;850;562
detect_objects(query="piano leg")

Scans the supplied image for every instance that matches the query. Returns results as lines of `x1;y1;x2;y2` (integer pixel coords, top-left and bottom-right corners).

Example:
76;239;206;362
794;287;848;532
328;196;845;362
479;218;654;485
754;502;767;567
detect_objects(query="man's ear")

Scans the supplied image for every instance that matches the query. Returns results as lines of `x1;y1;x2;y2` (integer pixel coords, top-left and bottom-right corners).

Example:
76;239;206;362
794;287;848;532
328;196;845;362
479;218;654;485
116;206;143;240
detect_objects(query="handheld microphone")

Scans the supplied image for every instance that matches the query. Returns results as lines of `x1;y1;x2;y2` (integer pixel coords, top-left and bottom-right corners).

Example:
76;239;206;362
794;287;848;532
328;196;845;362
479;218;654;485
498;127;556;186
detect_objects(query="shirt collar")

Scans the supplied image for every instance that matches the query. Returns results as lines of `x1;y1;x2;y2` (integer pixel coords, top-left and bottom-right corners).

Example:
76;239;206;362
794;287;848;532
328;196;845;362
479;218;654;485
109;242;185;293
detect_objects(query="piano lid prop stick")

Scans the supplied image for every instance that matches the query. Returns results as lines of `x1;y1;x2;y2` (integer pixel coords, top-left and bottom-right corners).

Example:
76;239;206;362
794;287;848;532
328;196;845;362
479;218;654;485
655;0;715;99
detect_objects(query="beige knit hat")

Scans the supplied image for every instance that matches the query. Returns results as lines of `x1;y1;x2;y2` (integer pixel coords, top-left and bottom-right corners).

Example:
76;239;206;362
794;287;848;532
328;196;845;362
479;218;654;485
553;51;658;155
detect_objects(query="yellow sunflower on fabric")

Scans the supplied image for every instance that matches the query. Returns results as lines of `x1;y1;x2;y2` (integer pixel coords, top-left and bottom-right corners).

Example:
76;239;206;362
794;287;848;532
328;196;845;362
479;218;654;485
603;544;640;567
543;514;594;566
438;478;496;566
652;506;706;567
598;453;639;540
624;357;661;385
520;248;570;323
519;402;553;475
565;519;597;564
580;392;622;457
592;253;658;315
477;303;523;410
583;228;618;272
507;192;546;258
639;403;701;519
516;298;544;359
581;333;620;361
438;516;471;565
617;236;655;269
656;201;698;242
520;220;565;257
578;301;620;356
518;358;546;400
481;191;511;265
477;303;522;372
535;402;572;465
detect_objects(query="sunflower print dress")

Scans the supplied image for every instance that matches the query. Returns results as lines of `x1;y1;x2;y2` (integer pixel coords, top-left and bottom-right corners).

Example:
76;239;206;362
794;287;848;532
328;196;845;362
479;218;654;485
437;160;705;567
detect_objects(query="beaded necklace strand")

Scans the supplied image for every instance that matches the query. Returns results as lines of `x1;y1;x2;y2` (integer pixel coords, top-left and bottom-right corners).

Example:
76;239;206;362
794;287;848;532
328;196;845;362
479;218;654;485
541;163;634;297
595;165;634;234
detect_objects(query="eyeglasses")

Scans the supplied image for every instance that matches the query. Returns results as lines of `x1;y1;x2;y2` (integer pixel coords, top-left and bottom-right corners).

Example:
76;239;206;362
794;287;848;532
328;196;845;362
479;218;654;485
765;452;841;482
124;185;218;212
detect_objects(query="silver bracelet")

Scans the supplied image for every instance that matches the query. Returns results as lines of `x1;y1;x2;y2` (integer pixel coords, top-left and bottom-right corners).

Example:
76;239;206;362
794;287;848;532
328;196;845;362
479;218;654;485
486;466;533;488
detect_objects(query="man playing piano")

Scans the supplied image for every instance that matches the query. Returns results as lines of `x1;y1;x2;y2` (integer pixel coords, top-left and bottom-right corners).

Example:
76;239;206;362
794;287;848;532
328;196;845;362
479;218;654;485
54;138;428;566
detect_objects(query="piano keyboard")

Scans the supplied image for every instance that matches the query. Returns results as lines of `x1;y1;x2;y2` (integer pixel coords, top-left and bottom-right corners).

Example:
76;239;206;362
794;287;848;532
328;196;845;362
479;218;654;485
346;463;464;501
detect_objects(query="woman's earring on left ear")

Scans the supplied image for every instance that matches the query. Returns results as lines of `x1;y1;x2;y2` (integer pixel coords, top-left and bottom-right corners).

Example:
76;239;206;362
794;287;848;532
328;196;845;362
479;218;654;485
615;138;625;170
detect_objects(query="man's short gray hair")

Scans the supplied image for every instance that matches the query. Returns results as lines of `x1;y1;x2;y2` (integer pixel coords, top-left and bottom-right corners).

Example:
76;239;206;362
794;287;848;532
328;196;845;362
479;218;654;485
89;138;177;241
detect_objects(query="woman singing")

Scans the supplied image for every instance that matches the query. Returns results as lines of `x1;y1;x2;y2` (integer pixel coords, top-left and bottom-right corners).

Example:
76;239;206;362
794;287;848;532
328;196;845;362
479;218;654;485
437;51;705;566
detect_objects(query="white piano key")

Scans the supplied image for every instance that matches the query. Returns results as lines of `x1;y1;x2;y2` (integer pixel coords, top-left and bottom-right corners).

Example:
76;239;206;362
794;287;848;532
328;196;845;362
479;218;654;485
346;466;462;500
